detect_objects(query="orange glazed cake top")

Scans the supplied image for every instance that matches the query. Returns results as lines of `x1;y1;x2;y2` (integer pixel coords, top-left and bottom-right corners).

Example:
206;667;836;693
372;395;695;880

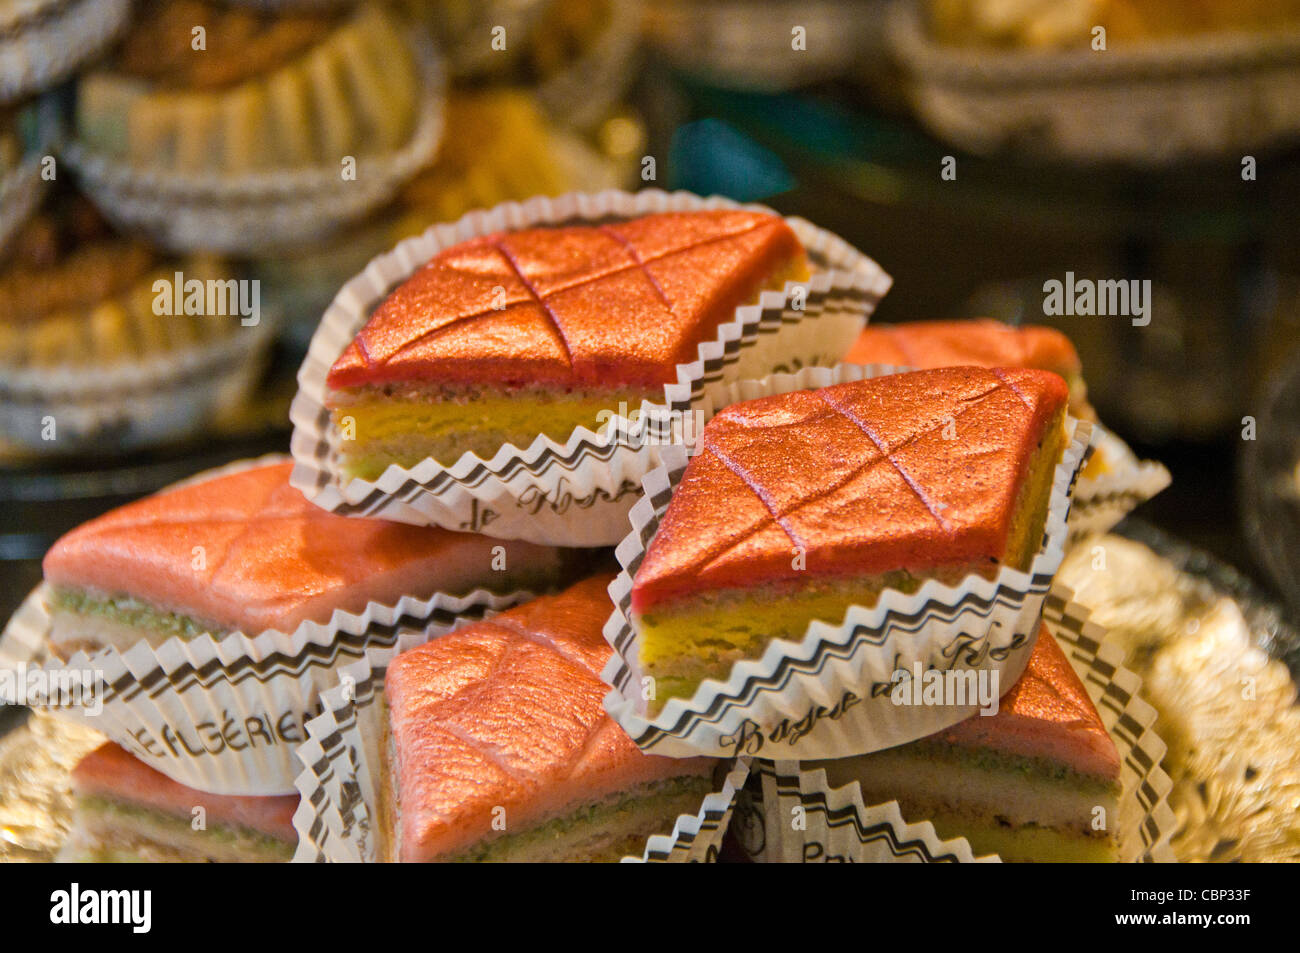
43;461;557;635
846;319;1082;378
384;576;714;862
326;210;804;391
631;366;1070;611
936;623;1120;780
73;742;299;842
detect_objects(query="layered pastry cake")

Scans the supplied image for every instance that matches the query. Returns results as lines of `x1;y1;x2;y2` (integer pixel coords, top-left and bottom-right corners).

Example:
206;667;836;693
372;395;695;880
810;625;1122;862
0;193;245;369
42;460;572;657
75;1;419;174
325;209;809;478
845;319;1143;485
846;319;1094;420
380;576;717;862
60;742;297;862
630;366;1070;708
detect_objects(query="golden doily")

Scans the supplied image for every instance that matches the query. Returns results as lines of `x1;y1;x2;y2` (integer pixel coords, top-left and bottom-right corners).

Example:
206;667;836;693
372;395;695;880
1060;535;1300;862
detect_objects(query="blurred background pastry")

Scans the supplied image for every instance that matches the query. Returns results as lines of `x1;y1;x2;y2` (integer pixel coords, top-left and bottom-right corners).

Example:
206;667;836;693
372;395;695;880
0;184;276;457
391;0;550;77
927;0;1300;48
75;1;419;174
0;195;237;369
642;0;880;92
62;0;445;254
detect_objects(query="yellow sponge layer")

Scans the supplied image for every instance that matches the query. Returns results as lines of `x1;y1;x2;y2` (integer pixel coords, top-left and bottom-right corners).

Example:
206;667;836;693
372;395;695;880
1002;415;1067;568
927;813;1119;863
638;571;918;675
333;389;641;478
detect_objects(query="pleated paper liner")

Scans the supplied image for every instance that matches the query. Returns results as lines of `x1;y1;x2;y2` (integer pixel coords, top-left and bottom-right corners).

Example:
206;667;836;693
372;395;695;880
1071;423;1171;542
781;364;1169;544
0;0;129;102
0;455;540;795
601;363;1096;760
290;631;751;863
0;582;533;797
732;766;993;863
289;188;892;547
60;27;446;255
732;591;1177;863
888;1;1300;163
0;318;277;453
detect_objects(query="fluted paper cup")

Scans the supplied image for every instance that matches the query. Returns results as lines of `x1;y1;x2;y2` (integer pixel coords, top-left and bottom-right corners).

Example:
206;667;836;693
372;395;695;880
62;28;445;255
0;318;276;453
888;1;1300;164
534;0;643;130
1070;423;1171;541
642;0;875;92
732;590;1177;863
290;188;892;547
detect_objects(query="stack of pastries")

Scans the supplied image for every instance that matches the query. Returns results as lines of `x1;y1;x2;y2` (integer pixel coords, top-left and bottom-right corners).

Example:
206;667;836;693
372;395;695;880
14;196;1164;864
43;459;583;862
